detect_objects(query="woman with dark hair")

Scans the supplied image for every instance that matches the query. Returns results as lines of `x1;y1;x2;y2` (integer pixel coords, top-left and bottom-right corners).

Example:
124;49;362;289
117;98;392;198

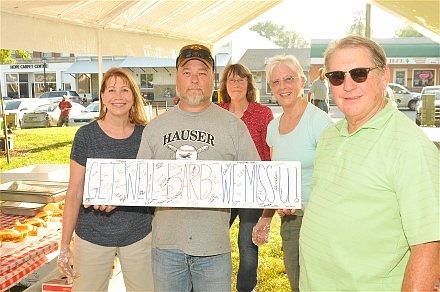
217;63;273;292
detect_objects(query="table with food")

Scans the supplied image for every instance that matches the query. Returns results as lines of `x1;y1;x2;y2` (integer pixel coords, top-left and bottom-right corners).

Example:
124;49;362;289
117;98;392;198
0;180;66;291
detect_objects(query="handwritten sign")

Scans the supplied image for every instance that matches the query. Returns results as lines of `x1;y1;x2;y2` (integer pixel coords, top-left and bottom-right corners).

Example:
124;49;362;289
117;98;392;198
83;159;301;209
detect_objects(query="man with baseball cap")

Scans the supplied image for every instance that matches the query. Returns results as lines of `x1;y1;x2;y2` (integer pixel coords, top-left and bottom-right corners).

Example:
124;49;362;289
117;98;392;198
137;44;260;291
176;44;215;71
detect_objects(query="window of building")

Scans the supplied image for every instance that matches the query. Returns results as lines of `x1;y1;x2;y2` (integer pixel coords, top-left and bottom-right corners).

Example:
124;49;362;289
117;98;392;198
140;73;154;88
78;73;91;95
6;74;19;98
35;72;56;96
394;70;407;86
266;82;272;94
252;72;263;92
6;73;32;98
412;69;435;88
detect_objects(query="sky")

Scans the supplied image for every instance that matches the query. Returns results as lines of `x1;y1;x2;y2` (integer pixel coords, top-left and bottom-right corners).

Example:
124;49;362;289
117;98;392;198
225;0;409;61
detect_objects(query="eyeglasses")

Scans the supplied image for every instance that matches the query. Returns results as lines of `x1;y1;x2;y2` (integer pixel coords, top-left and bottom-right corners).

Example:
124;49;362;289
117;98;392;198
270;76;300;87
227;78;247;85
325;66;380;86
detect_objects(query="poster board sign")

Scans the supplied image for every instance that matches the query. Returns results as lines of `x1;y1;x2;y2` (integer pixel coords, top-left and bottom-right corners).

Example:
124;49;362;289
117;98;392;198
83;159;301;209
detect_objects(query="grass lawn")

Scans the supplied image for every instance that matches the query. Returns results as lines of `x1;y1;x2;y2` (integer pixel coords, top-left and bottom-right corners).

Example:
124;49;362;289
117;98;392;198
0;126;290;291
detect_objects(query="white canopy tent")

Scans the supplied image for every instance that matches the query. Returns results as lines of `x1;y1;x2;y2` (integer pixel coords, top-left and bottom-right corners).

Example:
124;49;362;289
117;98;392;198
1;0;283;57
2;0;438;57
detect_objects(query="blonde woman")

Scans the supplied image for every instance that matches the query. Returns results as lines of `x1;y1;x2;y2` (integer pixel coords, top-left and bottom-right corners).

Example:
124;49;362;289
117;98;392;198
58;68;154;291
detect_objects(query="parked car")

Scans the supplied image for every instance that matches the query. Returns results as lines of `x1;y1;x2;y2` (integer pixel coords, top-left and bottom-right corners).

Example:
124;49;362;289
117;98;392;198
38;90;82;104
1;98;47;128
69;101;100;126
21;102;85;128
415;85;440;126
385;86;398;108
211;90;219;103
388;83;420;110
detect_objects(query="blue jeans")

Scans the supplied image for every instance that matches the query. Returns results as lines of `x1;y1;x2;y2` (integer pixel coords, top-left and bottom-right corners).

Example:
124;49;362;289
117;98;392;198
230;208;263;292
152;248;232;292
314;100;329;113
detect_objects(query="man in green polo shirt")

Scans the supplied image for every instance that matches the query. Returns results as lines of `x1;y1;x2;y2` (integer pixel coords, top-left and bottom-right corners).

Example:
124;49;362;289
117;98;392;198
299;35;439;291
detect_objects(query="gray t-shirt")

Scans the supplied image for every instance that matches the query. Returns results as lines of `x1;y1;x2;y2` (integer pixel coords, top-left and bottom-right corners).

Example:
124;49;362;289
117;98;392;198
71;121;153;246
137;103;260;256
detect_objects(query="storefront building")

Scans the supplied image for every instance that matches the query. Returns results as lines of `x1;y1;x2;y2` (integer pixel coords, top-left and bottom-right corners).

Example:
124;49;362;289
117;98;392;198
1;52;76;99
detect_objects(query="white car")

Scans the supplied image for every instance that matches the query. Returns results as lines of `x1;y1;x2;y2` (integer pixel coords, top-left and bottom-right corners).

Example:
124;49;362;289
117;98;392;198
385;86;398;109
1;98;47;128
415;85;440;126
38;90;82;104
21;102;85;128
388;83;420;110
69;101;100;126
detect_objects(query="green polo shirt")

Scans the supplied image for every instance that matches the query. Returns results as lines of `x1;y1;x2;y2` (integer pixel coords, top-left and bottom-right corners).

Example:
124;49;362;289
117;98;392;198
299;102;439;291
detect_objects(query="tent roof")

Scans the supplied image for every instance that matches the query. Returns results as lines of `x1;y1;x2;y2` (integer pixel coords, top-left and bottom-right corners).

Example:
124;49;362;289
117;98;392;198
1;1;437;59
1;0;283;58
368;0;439;42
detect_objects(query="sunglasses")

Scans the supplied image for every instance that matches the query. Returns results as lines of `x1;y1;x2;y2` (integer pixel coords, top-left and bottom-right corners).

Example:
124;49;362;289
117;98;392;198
325;66;380;86
176;48;214;68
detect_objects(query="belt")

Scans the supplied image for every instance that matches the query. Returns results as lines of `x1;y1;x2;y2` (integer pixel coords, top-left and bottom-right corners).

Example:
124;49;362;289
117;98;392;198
312;100;325;106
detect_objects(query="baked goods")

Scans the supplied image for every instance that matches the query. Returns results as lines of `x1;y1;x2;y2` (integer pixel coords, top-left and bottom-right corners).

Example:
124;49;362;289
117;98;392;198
24;217;47;228
13;222;36;238
42;202;64;216
0;229;22;243
35;210;54;221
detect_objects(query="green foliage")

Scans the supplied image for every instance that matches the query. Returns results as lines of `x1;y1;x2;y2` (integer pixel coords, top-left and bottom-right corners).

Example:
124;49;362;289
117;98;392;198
231;216;290;291
347;11;366;36
395;26;424;37
250;21;309;48
1;127;290;291
0;49;31;64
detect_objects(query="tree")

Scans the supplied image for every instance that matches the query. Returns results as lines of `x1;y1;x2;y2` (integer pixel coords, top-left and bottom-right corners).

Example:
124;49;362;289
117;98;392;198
347;11;365;36
250;21;309;48
0;49;31;64
395;26;424;37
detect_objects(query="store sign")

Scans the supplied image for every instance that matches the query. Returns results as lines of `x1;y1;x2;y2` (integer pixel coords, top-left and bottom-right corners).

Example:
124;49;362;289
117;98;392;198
388;57;440;64
9;64;46;69
83;159;302;209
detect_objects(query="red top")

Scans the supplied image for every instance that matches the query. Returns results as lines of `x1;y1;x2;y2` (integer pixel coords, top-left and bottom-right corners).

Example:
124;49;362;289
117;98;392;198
218;101;273;161
58;100;72;117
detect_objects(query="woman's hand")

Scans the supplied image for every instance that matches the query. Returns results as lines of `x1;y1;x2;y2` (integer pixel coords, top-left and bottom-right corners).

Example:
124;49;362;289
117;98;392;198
276;209;297;217
252;217;272;246
57;245;76;284
83;205;117;212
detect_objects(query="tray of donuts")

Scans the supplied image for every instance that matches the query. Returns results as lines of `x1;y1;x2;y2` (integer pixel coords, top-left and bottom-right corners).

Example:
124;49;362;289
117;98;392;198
0;204;63;257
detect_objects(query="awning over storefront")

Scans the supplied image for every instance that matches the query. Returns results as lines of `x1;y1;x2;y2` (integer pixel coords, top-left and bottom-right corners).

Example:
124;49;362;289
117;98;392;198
64;60;123;74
